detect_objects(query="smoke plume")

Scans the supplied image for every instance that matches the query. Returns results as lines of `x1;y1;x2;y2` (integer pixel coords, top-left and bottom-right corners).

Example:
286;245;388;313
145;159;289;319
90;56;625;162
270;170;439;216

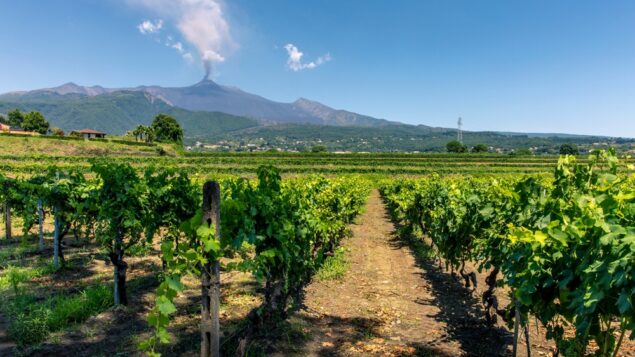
284;44;331;72
131;0;233;78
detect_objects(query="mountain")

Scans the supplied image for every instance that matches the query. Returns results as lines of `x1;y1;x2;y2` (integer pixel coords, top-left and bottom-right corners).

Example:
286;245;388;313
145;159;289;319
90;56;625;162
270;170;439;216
0;90;258;136
2;79;393;127
2;80;632;153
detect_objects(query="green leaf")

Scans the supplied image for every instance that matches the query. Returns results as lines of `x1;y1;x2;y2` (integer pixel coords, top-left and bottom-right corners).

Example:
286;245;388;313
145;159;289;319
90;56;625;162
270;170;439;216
165;276;184;292
156;296;177;316
197;224;213;238
204;238;221;254
617;292;632;314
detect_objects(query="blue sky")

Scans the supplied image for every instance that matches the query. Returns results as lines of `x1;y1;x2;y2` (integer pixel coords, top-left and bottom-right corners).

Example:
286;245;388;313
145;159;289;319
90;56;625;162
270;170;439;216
1;0;634;137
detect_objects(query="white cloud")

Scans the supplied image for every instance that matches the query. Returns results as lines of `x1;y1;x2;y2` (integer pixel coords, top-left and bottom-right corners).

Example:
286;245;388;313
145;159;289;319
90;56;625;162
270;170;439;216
171;41;184;53
137;19;163;34
284;44;331;72
182;52;194;62
129;0;233;77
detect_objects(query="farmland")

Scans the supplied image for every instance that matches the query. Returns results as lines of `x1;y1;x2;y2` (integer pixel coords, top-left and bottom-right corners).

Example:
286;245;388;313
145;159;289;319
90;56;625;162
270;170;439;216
1;136;634;356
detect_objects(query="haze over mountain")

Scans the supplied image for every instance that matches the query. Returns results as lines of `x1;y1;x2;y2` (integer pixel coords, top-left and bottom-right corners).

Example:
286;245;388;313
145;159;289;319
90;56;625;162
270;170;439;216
2;79;394;128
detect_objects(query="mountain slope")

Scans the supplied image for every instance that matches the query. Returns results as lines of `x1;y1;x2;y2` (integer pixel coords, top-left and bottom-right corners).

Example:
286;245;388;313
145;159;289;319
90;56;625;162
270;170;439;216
2;79;394;127
0;91;258;136
196;123;623;153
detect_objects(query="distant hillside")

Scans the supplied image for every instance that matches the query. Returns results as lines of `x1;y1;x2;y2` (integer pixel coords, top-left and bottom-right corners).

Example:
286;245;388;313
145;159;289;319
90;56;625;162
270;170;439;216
0;91;258;136
197;123;626;153
3;79;394;127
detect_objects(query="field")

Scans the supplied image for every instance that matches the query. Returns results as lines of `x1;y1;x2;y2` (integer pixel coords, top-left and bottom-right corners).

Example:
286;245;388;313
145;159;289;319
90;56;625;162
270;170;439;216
1;136;634;357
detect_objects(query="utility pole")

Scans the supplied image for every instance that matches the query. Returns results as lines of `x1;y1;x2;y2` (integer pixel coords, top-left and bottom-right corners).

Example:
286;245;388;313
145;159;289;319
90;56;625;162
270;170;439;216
457;117;463;144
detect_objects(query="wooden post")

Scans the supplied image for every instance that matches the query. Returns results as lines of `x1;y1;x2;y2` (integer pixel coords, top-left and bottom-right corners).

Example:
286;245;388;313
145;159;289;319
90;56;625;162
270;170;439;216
513;301;520;357
53;210;61;269
38;198;44;251
53;172;61;269
201;181;221;357
4;201;11;240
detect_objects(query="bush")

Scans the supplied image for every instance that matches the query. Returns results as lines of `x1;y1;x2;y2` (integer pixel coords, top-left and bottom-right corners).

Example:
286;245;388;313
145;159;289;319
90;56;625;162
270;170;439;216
446;140;467;153
559;143;579;155
471;144;488;153
51;127;65;137
509;148;533;156
311;145;327;153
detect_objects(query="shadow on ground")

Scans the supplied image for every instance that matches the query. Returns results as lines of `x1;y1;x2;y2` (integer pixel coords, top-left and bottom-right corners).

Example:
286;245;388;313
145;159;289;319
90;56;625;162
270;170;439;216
385;207;513;357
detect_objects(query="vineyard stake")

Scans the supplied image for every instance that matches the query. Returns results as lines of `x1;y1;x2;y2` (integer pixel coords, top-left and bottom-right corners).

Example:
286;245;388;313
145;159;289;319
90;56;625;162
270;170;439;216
53;172;61;269
53;209;61;269
38;198;44;251
513;300;520;357
524;317;531;357
4;201;11;240
201;181;221;357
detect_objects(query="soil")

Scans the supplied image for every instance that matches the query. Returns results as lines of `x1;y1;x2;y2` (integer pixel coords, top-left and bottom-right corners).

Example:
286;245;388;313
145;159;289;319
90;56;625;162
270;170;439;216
268;190;632;357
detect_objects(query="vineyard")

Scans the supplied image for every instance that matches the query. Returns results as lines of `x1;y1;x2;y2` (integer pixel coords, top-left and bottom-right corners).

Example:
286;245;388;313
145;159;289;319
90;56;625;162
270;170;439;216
1;144;634;356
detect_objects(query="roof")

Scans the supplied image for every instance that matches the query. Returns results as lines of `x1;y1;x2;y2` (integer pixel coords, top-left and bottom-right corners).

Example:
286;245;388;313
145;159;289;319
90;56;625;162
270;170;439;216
71;129;106;134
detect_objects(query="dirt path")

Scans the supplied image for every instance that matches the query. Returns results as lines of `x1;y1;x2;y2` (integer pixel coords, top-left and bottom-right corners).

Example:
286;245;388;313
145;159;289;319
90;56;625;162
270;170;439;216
273;189;513;356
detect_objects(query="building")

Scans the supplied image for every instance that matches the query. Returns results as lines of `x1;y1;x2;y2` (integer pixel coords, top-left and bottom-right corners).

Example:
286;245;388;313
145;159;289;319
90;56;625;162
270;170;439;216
0;124;35;135
70;129;107;139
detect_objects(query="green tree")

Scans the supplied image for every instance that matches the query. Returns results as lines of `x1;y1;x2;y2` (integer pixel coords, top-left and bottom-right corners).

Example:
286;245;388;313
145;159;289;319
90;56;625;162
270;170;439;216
559;143;579;155
446;140;467;153
22;111;50;134
0;114;7;125
471;144;488;153
7;109;24;127
132;124;154;143
51;127;65;137
311;145;327;153
151;114;183;144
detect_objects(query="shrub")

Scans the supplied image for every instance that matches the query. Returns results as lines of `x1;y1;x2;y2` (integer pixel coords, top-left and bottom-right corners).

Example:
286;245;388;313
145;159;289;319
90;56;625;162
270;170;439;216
446;140;467;153
559;143;579;155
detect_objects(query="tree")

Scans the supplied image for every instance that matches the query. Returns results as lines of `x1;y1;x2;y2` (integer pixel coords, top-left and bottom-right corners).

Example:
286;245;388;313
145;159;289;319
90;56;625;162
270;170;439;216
446;140;467;153
51;127;65;137
471;144;488;153
0;114;7;125
132;124;154;143
22;111;50;134
559;143;579;156
311;145;327;153
151;114;183;144
7;109;24;127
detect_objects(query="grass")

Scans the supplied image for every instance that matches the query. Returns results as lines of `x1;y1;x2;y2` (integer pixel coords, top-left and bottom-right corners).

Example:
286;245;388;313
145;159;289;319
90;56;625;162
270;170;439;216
316;247;349;281
4;285;113;347
0;135;168;157
0;243;39;268
0;264;55;294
